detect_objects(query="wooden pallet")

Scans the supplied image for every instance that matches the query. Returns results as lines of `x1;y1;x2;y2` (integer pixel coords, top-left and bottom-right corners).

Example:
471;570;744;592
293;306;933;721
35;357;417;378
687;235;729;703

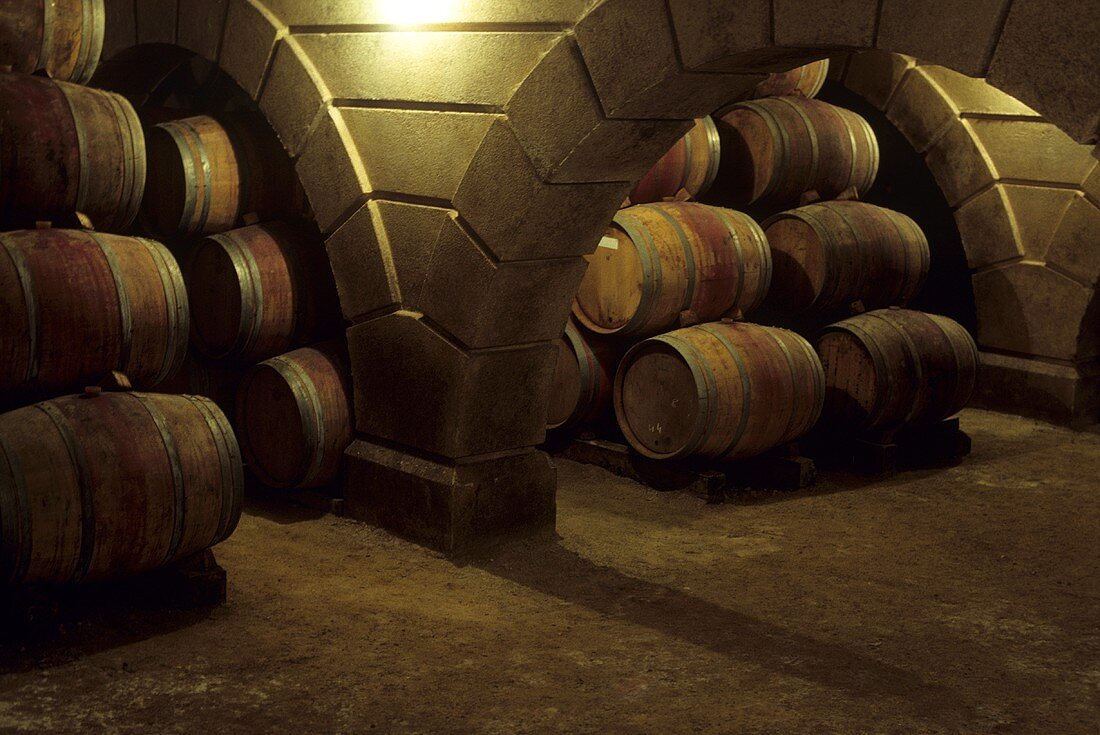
0;548;227;630
556;437;816;503
804;417;972;477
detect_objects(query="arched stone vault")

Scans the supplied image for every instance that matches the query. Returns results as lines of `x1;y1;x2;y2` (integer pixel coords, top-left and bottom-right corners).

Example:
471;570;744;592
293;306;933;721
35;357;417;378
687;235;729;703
102;0;1100;552
837;51;1100;428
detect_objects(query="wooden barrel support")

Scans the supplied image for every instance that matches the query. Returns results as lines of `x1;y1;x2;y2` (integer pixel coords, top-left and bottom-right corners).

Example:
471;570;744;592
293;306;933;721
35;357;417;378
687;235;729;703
185;222;339;362
0;229;188;400
573;202;772;338
614;322;825;461
816;309;979;435
0;73;145;231
762;201;930;315
235;343;353;489
547;321;620;430
0;0;105;83
0;392;243;585
628;117;721;206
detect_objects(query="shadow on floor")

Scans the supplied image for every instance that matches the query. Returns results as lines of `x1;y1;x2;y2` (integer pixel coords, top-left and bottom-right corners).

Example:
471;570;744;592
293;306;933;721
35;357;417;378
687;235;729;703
473;536;973;723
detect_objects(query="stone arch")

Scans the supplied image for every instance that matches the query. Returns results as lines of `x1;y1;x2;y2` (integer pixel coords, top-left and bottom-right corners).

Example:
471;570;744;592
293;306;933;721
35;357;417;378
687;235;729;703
102;0;1099;552
835;50;1100;427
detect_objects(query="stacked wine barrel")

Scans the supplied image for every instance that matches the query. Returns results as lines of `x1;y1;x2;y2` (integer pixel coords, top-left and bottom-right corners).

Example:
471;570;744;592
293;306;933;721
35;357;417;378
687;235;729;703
0;1;349;587
550;58;977;467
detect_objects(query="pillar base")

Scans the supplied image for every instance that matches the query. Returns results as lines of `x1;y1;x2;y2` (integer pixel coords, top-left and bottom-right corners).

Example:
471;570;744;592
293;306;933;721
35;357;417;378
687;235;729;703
344;439;557;556
974;351;1100;429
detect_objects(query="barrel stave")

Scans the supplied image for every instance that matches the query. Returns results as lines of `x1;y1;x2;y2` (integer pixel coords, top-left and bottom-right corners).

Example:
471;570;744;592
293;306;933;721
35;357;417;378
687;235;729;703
817;309;979;435
0;74;144;231
615;322;824;461
0;230;188;401
0;392;242;585
574;203;772;338
236;343;353;489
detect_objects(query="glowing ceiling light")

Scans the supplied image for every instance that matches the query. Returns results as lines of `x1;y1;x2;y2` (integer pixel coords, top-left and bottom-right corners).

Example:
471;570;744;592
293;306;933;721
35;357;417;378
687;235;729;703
378;0;457;27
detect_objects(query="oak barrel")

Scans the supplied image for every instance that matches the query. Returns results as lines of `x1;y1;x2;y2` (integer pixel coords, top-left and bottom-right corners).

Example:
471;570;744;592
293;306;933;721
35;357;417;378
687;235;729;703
628;117;721;205
0;0;104;83
713;96;879;208
754;59;830;99
547;321;621;430
0;73;145;231
615;322;824;460
0;229;189;401
236;343;353;489
573;202;772;338
816;309;979;434
142;113;297;236
0;391;243;585
185;222;340;362
762;201;930;315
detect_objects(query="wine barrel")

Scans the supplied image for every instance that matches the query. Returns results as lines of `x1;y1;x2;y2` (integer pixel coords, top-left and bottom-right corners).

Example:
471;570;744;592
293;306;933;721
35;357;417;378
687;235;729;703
615;322;824;460
185;222;340;362
628;117;721;205
0;73;145;231
754;59;830;99
0;229;189;400
761;201;930;315
573;202;772;338
816;309;979;435
714;96;879;208
547;321;621;430
0;391;243;585
155;350;243;422
142;113;297;236
236;343;352;489
0;0;104;83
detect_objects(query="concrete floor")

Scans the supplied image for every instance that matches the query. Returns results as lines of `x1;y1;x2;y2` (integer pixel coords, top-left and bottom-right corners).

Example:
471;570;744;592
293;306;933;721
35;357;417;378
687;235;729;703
1;409;1097;734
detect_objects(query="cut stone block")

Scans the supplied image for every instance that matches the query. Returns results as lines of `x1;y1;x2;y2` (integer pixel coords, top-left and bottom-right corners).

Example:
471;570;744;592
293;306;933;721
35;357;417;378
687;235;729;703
974;352;1100;429
972;262;1092;361
177;0;229;60
261;0;591;26
341;108;499;202
773;0;877;49
987;0;1100;144
969;119;1096;187
259;35;329;158
454;120;631;262
292;31;558;107
324;202;395;321
346;312;558;458
875;0;1008;77
573;0;761;119
219;0;283;99
506;36;691;183
843;51;916;111
886;67;958;153
954;186;1021;271
666;0;783;71
295;106;371;234
1046;195;1100;287
419;217;587;348
923;119;992;208
919;66;1038;118
345;440;556;556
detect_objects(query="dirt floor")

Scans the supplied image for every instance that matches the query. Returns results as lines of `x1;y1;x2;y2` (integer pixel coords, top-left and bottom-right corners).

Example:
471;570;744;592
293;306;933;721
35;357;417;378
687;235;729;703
1;409;1097;734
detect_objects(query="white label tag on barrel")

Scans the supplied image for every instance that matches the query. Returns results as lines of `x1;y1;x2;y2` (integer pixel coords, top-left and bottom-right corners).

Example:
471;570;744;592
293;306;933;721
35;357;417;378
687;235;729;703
598;236;619;250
